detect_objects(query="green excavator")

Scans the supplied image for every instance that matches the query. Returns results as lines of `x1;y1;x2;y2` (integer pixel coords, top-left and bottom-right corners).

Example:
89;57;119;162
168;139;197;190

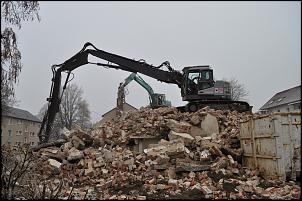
116;72;171;115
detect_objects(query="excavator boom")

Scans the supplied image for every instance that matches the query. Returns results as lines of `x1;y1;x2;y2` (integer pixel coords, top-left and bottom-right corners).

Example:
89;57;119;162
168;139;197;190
38;42;251;143
38;43;182;143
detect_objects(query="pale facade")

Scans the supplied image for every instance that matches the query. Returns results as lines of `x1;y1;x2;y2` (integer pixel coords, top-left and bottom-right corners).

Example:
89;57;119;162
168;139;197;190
1;107;41;146
262;102;300;113
97;102;137;126
259;85;301;114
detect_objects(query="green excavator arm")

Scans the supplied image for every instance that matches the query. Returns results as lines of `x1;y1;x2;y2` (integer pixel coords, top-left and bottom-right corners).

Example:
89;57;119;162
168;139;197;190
117;72;171;114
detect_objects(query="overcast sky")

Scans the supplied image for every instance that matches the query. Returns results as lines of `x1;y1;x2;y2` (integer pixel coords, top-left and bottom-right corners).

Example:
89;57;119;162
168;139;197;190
13;1;301;123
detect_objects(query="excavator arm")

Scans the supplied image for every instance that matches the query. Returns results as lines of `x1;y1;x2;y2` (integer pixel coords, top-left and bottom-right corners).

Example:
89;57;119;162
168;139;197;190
116;73;137;115
57;42;182;85
38;42;183;143
133;74;155;96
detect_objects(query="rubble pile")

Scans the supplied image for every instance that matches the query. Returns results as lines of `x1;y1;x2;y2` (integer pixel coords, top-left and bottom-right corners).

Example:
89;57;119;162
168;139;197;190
92;107;248;149
33;107;300;200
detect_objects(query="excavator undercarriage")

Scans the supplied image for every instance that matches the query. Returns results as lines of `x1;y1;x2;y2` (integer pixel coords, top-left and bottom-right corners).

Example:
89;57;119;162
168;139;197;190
181;100;252;113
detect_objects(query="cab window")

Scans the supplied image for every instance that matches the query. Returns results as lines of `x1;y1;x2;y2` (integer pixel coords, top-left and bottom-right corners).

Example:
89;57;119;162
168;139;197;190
201;71;211;80
188;72;199;84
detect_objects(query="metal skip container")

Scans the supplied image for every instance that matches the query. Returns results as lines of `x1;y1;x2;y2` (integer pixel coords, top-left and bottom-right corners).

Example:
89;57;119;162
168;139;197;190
239;112;301;180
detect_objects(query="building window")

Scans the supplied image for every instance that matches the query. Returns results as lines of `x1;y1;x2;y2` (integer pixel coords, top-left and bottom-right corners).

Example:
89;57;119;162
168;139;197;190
8;118;13;125
30;132;35;137
17;119;22;124
293;103;301;110
24;137;28;143
16;130;22;136
8;130;12;143
15;142;21;146
30;142;35;146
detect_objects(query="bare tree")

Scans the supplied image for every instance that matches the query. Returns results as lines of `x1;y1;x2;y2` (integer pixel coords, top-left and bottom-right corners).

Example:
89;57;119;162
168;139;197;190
1;1;40;112
226;77;249;101
1;144;67;199
75;99;91;129
1;144;36;199
59;84;91;130
38;83;91;140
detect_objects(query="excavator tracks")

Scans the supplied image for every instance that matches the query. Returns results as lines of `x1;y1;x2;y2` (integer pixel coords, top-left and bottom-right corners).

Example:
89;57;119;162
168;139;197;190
177;100;252;113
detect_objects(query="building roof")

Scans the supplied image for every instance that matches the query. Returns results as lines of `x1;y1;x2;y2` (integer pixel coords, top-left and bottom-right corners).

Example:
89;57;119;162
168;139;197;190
259;85;301;110
101;102;137;117
2;106;42;123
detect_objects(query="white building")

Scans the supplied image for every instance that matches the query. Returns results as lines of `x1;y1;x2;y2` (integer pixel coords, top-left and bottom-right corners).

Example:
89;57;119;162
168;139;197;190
1;107;41;146
259;85;301;114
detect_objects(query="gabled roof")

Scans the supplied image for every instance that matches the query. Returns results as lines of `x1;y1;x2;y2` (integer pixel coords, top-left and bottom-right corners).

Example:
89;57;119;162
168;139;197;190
101;102;138;117
260;85;301;110
2;106;42;123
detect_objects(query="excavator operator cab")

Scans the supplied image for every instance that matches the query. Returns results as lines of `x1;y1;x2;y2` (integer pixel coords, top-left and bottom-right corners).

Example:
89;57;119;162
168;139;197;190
181;66;215;100
150;93;171;108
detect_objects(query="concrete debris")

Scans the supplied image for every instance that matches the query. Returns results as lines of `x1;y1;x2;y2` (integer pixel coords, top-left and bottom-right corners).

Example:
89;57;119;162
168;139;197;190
175;158;211;172
167;119;192;133
189;114;201;126
61;127;71;138
71;135;86;150
48;158;62;169
33;107;300;200
200;113;219;136
189;125;204;137
168;130;194;146
67;147;84;161
201;185;213;195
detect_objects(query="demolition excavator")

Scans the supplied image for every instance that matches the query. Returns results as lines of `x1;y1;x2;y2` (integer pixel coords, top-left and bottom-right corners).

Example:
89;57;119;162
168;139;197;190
116;72;171;116
38;42;252;143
